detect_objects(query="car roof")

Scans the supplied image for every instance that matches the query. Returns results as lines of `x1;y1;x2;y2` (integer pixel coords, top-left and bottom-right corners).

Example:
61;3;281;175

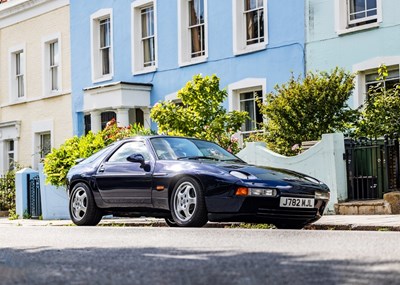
119;135;204;142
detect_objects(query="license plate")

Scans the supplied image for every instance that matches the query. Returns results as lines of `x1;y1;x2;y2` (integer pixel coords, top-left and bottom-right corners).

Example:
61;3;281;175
280;197;314;208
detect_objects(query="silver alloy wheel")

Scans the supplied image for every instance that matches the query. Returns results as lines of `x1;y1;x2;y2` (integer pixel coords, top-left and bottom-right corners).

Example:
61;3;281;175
71;187;88;221
173;181;197;222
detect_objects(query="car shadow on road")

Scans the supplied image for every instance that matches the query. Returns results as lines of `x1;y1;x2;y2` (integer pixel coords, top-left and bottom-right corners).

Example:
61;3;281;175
0;246;399;285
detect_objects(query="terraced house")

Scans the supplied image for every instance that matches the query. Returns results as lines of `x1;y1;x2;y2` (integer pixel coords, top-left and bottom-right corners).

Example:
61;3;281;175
306;0;400;107
0;0;72;174
70;0;305;138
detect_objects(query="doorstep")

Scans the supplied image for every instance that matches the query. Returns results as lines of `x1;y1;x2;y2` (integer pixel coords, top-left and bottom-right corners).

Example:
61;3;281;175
335;199;391;215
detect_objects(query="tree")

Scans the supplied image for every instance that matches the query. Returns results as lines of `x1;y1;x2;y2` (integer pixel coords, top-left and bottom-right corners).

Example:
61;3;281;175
258;68;358;155
150;74;248;152
356;65;400;138
44;120;154;187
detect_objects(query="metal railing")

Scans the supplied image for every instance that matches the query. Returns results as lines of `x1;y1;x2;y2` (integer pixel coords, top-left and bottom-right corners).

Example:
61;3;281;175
237;130;264;148
344;135;400;200
27;174;42;218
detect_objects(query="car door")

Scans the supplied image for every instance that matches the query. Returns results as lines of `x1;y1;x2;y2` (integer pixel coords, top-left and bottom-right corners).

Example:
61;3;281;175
95;140;153;206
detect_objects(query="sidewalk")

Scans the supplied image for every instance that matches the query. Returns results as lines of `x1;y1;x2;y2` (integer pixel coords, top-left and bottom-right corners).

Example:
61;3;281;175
1;215;400;230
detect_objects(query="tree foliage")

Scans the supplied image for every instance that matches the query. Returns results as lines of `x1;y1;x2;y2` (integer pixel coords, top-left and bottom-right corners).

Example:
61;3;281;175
44;120;154;187
356;65;400;138
150;74;248;152
258;68;358;155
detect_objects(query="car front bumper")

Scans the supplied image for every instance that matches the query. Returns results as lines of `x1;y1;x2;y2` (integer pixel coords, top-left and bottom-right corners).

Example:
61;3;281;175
205;196;327;224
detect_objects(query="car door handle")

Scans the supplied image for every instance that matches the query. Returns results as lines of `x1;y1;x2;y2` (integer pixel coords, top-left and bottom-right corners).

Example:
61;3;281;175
98;166;105;173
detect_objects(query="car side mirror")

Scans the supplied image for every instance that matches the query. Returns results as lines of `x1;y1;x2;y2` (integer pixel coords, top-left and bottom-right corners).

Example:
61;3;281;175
127;154;151;172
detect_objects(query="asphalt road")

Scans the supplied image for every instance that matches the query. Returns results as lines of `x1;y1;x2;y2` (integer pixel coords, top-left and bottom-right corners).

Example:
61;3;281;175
1;226;400;285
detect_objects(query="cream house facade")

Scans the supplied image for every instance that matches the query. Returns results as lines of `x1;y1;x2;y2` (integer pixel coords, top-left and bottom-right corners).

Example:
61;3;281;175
0;0;72;174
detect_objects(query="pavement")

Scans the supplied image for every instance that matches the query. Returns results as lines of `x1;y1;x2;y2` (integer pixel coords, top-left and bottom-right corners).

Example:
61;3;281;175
1;214;400;230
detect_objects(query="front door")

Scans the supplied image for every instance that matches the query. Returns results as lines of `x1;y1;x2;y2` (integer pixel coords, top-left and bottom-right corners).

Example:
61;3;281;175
95;140;153;206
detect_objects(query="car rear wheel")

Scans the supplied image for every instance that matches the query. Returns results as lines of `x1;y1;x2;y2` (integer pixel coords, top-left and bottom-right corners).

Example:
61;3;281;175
170;177;208;227
69;183;103;226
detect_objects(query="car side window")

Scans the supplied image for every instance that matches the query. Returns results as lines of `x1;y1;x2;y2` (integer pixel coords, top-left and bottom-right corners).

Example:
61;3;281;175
107;141;150;163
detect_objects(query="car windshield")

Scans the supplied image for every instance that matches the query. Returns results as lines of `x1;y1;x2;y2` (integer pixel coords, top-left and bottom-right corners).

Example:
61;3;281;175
150;137;240;161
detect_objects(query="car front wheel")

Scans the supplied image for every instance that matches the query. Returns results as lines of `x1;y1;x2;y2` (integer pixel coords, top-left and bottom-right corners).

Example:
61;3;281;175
170;177;208;227
69;183;103;226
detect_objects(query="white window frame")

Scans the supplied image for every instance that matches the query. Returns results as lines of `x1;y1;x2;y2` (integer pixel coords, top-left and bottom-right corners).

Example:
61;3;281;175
178;0;208;67
239;88;263;132
232;0;268;56
6;140;15;171
132;0;158;75
335;0;382;35
0;122;20;175
90;8;114;83
32;120;54;169
42;33;62;97
352;56;400;108
227;78;266;144
9;44;26;103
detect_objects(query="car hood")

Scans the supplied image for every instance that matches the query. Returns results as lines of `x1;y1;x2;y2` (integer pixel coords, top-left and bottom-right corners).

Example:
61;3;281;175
213;162;329;190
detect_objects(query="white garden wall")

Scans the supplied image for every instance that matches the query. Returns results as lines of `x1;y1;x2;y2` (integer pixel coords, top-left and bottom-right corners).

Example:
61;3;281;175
237;133;348;213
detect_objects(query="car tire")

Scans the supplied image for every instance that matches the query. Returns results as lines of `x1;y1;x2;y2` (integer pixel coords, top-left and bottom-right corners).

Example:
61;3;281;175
170;177;208;227
69;182;103;226
274;222;307;230
164;218;179;227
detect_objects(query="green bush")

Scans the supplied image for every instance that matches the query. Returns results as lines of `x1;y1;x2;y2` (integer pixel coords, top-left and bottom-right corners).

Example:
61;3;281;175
0;170;16;212
150;74;248;153
257;68;358;156
44;120;154;187
356;65;400;138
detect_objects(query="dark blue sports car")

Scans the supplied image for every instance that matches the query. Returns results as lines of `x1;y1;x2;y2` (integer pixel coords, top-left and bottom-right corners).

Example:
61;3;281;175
66;136;330;228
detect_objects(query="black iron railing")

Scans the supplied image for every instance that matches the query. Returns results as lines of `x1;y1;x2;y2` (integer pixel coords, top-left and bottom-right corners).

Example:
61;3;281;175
344;135;400;200
27;174;42;218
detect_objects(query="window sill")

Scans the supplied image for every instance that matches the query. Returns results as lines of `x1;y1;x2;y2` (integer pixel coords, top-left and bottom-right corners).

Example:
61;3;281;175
2;91;70;108
44;90;71;99
133;66;157;76
6;98;27;106
178;56;207;67
92;75;113;84
337;22;379;36
233;43;267;56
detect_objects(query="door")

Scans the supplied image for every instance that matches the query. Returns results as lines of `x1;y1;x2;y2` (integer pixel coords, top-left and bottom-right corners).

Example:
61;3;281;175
95;140;153;206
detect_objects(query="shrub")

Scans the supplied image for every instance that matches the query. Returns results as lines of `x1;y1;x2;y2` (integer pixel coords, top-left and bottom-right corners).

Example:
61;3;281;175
257;68;358;156
0;170;16;212
356;65;400;138
44;120;154;187
150;74;248;153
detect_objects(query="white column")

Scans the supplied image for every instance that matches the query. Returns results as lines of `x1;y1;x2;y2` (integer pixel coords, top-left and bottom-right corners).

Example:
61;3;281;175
90;111;101;133
142;108;151;129
117;108;130;127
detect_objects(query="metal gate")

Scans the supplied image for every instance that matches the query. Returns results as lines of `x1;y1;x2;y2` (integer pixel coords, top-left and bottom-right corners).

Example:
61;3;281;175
344;135;400;200
27;174;42;218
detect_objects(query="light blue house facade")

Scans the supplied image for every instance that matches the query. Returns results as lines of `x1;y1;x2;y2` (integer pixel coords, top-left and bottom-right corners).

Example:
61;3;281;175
306;0;400;108
70;0;305;136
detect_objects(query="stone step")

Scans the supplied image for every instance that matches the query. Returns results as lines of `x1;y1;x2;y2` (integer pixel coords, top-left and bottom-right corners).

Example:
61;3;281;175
335;191;400;215
335;200;391;215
